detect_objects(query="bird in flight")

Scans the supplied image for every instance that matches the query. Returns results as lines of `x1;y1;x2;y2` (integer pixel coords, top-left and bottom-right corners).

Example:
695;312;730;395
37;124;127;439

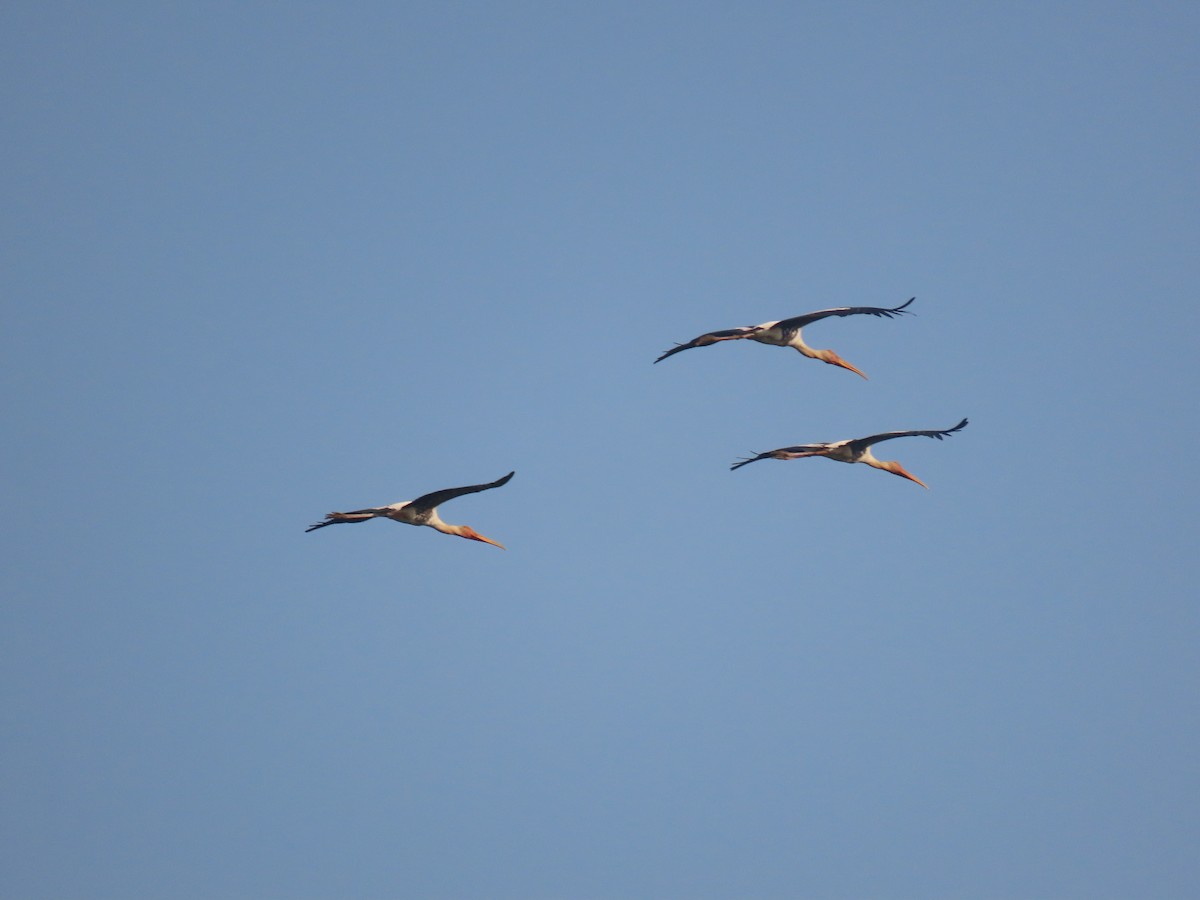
654;297;915;377
731;419;967;488
306;471;514;548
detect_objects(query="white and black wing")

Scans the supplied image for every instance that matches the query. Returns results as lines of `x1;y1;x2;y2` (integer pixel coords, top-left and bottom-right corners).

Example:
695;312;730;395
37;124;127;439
730;444;831;470
654;327;761;363
770;297;915;340
305;507;389;532
845;418;968;454
409;471;515;513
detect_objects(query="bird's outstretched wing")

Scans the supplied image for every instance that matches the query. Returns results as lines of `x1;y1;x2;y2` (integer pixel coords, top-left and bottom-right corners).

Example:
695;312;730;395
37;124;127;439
305;509;384;532
845;418;968;454
771;297;915;334
654;327;761;363
409;471;515;513
730;445;830;470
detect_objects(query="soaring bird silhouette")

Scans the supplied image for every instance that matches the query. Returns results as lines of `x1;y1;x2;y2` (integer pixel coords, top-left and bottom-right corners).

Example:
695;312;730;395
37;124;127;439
655;297;915;377
731;419;967;488
306;471;514;548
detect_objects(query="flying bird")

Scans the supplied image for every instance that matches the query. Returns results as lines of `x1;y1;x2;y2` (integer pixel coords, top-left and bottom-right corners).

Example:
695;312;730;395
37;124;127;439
731;419;967;488
305;471;514;548
654;297;915;377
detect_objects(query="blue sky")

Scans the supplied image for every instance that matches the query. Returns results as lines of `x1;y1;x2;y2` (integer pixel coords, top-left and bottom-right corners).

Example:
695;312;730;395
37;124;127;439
3;3;1198;898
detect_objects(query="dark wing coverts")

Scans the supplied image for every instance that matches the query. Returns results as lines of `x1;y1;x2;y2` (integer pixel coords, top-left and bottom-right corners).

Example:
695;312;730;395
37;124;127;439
844;418;969;454
409;471;515;513
769;297;915;336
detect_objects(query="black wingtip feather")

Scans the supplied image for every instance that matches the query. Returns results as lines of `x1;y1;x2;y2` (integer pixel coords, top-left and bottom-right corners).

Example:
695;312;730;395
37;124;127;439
653;343;684;364
930;418;969;439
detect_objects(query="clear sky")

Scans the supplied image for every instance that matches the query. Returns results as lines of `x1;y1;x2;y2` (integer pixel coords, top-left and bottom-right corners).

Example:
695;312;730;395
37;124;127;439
3;3;1198;898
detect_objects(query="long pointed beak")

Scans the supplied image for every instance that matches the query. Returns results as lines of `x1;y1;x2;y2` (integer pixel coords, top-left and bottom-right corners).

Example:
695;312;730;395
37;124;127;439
889;464;928;489
463;527;506;549
828;353;868;380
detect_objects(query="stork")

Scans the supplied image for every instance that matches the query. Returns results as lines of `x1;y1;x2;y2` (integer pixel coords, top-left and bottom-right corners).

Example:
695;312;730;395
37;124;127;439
306;472;514;548
655;297;915;378
731;420;967;488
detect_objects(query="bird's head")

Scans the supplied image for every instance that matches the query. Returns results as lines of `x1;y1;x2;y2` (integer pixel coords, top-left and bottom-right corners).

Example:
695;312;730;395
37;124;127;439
881;461;928;489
